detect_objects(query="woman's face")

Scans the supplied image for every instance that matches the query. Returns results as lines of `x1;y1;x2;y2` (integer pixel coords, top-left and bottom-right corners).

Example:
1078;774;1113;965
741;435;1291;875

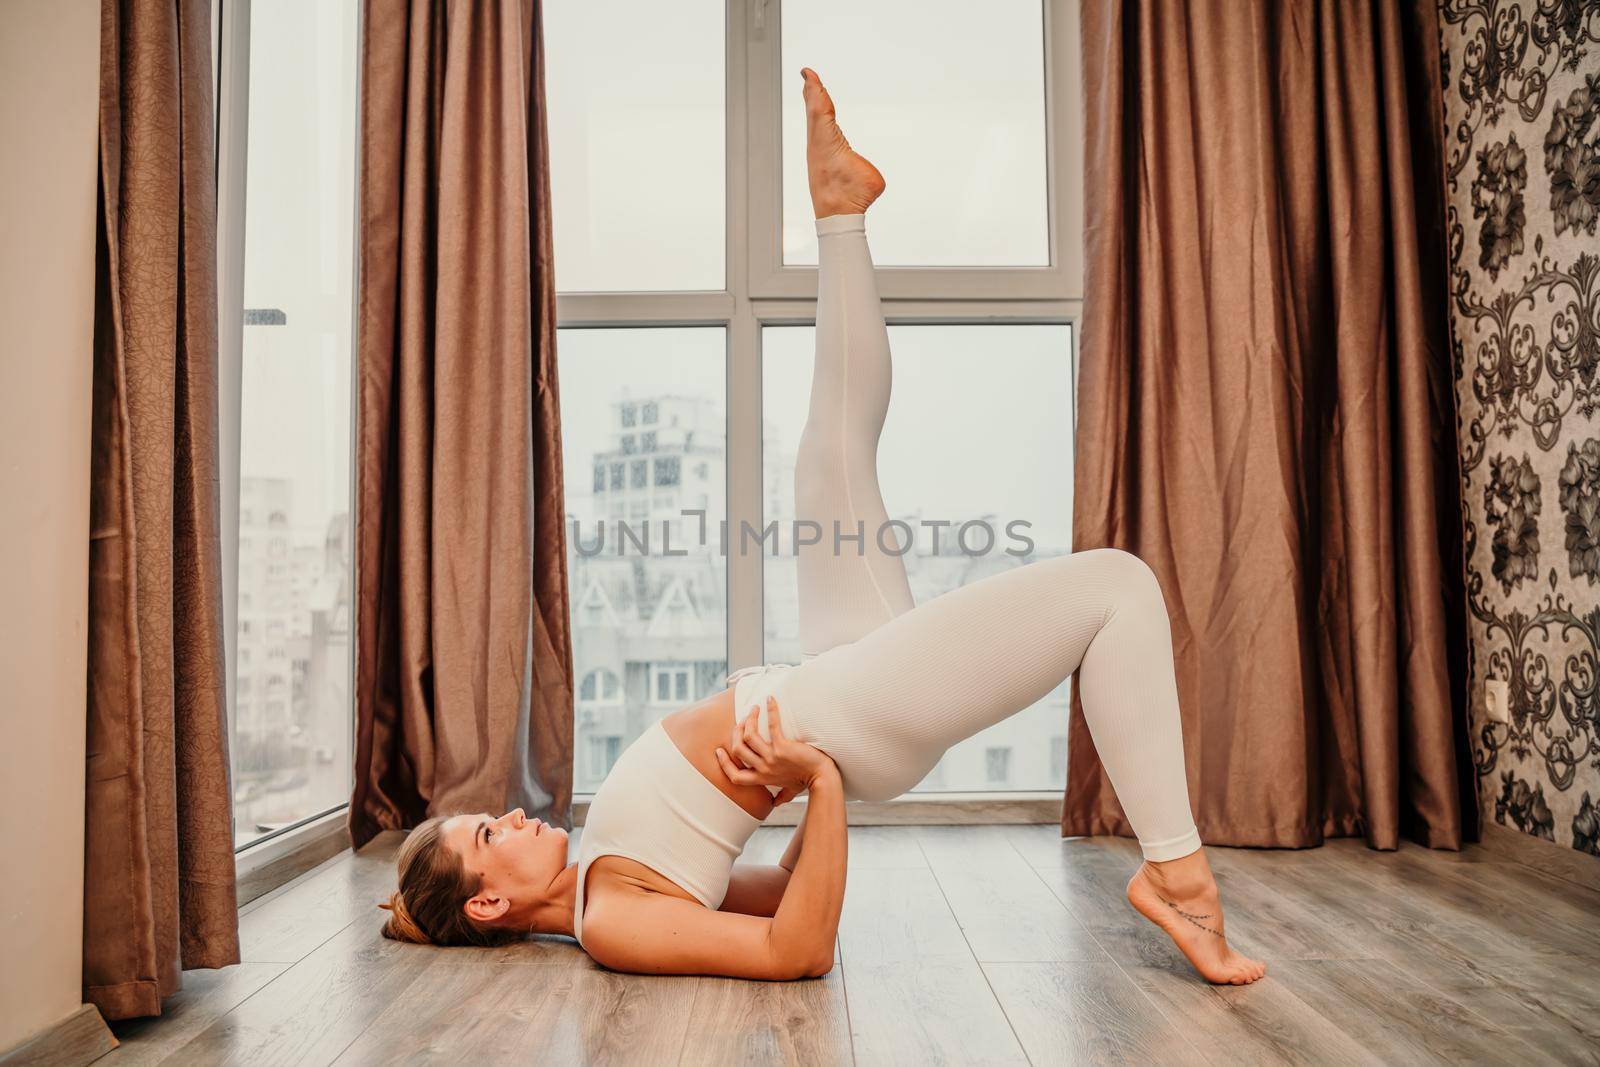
440;808;570;927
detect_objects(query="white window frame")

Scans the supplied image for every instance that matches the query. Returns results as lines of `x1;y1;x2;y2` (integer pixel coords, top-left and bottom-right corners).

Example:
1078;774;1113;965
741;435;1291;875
556;0;1083;678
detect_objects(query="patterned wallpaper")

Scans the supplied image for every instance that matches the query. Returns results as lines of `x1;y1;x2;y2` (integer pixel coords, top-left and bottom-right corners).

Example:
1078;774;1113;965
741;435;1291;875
1438;0;1600;855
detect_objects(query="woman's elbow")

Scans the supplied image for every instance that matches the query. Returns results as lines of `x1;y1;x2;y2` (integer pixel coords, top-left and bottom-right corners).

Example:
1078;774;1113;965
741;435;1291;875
799;948;835;979
768;946;833;980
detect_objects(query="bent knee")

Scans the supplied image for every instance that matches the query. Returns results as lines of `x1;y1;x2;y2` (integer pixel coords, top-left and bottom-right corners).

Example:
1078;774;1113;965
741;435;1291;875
1082;548;1166;616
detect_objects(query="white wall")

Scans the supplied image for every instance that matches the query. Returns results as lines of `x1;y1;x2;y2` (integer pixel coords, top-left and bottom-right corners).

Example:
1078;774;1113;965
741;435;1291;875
0;0;103;1053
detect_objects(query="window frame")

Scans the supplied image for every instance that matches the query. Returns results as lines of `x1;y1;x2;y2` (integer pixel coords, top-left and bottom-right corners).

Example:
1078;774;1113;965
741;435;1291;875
556;0;1083;683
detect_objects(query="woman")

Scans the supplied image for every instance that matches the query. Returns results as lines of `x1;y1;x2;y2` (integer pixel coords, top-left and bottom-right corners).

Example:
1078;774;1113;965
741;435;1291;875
380;68;1267;986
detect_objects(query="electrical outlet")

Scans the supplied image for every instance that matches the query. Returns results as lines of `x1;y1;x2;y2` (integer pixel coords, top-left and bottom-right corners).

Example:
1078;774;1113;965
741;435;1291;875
1484;678;1510;723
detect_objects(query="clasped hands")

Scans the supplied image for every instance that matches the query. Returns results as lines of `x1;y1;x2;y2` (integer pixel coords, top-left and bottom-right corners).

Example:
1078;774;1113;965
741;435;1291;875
714;696;836;805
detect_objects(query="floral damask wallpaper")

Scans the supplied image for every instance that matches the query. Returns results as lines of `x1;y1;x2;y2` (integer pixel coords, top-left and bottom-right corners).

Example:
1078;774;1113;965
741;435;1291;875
1438;0;1600;855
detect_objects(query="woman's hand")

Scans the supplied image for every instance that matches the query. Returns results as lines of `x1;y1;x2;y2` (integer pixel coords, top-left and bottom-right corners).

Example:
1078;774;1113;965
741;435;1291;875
715;697;836;804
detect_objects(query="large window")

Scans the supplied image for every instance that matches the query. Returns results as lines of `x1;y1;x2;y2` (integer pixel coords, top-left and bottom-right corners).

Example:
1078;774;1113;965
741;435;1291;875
220;0;360;848
547;0;1081;795
762;324;1074;790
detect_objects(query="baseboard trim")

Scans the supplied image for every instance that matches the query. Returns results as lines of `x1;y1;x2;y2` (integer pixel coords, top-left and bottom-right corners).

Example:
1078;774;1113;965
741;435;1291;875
1477;822;1600;893
0;1005;116;1066
572;794;1062;827
235;810;352;907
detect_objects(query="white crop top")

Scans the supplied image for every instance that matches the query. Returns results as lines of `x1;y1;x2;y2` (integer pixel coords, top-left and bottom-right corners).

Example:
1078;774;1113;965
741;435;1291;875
571;714;761;947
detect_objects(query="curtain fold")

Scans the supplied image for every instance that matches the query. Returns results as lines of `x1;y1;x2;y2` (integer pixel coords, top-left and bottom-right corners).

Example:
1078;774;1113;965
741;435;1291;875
350;0;574;848
86;0;240;1022
1066;0;1473;850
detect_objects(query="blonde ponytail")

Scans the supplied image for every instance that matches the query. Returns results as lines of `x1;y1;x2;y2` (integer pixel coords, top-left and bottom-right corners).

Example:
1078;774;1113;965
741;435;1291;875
378;890;430;944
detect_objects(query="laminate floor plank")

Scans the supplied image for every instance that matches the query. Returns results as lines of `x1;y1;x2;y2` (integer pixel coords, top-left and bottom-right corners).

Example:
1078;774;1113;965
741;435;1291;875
983;960;1202;1066
331;954;699;1067
1029;841;1201;973
1337;843;1600;957
678;964;852;1067
1379;948;1600;1065
238;841;403;965
238;852;355;919
102;964;289;1067
1387;847;1600;954
913;825;1036;873
736;826;794;866
740;822;928;870
736;823;926;877
838;867;1027;1066
1120;959;1382;1067
917;827;1107;963
1000;824;1091;868
1453;853;1600;910
513;962;700;1065
168;920;435;1066
845;825;933;869
1221;843;1541;964
1269;957;1563;1065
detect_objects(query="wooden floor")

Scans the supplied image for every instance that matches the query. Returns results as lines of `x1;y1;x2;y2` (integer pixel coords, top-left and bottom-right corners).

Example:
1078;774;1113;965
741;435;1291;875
103;826;1600;1066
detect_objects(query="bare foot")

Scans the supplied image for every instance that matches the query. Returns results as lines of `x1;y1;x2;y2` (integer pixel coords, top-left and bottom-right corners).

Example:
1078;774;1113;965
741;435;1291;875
800;67;885;219
1126;854;1267;985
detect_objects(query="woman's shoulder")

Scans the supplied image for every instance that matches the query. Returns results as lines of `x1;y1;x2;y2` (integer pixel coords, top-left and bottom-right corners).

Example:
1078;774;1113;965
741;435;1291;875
587;854;702;902
579;855;703;942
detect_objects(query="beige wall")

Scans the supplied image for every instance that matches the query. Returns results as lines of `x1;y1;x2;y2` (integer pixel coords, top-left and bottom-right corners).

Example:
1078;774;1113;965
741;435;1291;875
0;0;103;1054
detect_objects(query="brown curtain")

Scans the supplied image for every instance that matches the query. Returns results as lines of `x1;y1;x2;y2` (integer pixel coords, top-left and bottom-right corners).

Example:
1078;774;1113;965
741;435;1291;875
1066;1;1474;851
86;0;239;1022
350;0;574;848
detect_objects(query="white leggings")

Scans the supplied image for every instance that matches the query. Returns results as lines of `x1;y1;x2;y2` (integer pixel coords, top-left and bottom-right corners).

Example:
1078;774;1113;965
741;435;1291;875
744;212;1202;863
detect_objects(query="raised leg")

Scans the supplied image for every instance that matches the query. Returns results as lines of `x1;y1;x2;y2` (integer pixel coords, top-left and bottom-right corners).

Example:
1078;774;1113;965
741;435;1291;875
792;69;913;656
793;213;914;656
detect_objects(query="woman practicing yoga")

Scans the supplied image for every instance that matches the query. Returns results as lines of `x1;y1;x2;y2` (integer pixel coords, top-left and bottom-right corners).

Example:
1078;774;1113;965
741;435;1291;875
381;69;1266;986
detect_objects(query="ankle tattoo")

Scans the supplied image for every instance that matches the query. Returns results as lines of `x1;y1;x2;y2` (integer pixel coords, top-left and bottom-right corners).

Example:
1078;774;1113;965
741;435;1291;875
1160;896;1223;939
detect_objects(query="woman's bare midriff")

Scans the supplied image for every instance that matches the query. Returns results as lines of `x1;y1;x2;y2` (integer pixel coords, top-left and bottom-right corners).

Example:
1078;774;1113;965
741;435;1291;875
662;686;777;820
584;688;773;917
